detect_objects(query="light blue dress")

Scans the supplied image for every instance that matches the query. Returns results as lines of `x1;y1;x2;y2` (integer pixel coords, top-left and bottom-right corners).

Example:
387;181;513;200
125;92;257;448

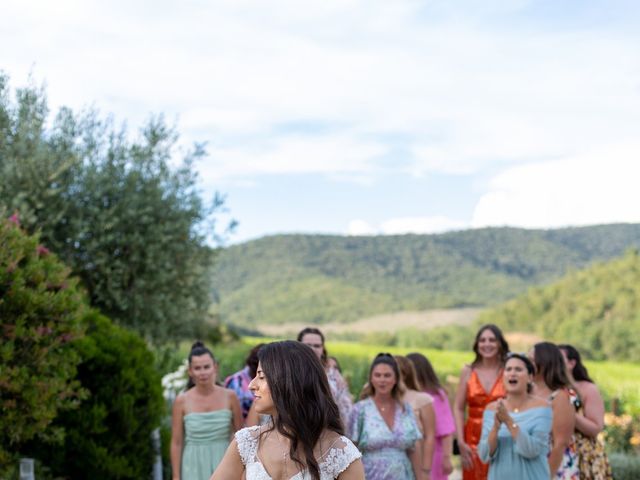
478;406;552;480
348;397;422;480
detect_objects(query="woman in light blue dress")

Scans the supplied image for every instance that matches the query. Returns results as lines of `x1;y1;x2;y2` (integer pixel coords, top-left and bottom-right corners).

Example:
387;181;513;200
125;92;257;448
348;353;422;480
478;353;551;480
171;342;242;480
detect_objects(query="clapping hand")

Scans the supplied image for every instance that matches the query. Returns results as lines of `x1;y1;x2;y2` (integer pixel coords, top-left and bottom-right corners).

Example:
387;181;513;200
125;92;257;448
495;399;512;425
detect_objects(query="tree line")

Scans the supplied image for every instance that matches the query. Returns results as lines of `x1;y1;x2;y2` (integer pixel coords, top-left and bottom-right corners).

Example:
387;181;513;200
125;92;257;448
210;226;640;327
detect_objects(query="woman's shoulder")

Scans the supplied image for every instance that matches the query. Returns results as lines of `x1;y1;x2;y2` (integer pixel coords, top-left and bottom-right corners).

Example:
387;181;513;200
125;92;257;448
527;396;549;409
319;431;362;476
234;425;262;464
412;390;434;408
577;380;600;399
221;385;239;399
235;424;261;439
354;397;371;408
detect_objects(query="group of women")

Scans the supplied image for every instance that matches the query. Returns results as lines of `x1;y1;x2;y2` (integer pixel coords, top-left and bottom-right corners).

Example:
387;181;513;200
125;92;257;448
170;324;612;480
456;326;612;480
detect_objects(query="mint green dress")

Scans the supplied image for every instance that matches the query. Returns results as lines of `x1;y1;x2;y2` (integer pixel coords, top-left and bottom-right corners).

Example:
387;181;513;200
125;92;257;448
181;409;232;480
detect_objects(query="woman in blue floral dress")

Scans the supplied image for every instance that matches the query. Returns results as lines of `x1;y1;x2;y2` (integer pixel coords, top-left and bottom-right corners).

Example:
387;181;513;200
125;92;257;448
349;353;422;479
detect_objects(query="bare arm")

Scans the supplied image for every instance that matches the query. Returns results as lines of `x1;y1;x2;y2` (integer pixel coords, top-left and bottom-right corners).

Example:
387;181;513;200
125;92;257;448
453;365;473;469
337;458;365;480
228;390;243;433
576;382;605;438
440;434;454;475
548;391;576;475
420;402;436;477
408;444;424;480
210;438;245;480
171;395;185;480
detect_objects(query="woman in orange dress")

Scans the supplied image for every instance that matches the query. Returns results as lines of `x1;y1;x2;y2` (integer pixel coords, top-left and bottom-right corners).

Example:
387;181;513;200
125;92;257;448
454;324;509;480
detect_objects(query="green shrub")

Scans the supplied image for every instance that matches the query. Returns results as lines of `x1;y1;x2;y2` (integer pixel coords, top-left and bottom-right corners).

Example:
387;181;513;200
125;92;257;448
610;452;640;480
0;215;87;469
26;312;164;479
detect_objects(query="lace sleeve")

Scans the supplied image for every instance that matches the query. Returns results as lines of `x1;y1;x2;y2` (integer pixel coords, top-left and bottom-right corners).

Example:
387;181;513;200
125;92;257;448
321;436;362;478
235;426;260;466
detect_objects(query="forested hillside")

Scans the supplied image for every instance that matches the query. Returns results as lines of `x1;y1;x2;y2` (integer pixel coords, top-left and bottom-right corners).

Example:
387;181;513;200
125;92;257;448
211;224;640;327
477;249;640;361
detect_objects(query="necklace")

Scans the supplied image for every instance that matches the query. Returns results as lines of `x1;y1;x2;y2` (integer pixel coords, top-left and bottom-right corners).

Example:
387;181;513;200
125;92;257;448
273;430;290;480
374;398;393;413
507;397;526;413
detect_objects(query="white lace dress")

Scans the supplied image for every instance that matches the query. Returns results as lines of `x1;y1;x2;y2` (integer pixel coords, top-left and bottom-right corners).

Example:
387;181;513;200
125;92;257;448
235;426;361;480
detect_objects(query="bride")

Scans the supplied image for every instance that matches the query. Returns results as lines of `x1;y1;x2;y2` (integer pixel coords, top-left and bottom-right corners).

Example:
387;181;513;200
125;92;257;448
211;340;364;480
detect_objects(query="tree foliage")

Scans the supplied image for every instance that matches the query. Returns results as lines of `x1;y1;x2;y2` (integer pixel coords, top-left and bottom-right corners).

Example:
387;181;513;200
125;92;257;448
477;249;640;361
211;226;640;327
25;312;164;479
0;214;87;468
0;72;230;342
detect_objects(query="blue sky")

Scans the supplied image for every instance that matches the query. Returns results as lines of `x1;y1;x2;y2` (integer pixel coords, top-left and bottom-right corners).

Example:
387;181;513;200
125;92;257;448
3;0;640;244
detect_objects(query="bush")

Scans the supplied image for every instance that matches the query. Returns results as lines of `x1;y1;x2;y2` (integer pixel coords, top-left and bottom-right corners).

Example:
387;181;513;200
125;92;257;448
26;312;164;479
610;452;640;480
0;214;87;470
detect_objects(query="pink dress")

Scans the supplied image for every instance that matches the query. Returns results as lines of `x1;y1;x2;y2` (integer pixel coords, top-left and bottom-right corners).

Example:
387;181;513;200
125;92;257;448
430;388;456;480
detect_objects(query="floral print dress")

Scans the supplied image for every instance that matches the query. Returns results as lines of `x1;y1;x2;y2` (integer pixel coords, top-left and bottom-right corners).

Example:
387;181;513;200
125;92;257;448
550;389;580;480
348;397;422;480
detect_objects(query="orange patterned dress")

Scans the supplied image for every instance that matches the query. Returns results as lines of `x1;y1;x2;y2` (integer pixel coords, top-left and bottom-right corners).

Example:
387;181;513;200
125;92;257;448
463;369;505;480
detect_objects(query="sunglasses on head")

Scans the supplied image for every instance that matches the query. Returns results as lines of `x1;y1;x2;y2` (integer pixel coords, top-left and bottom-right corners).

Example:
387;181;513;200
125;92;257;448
375;352;393;358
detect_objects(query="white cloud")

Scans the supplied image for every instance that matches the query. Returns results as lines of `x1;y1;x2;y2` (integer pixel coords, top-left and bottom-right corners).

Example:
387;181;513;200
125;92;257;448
471;143;640;228
4;0;640;186
347;215;468;236
197;134;387;183
347;220;376;236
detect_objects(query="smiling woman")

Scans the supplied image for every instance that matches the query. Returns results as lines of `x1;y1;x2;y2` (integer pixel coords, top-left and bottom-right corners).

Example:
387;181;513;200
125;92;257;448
454;324;510;480
348;353;423;480
211;341;364;480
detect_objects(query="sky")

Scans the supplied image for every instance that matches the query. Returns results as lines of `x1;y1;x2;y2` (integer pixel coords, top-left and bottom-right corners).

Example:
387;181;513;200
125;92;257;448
3;0;640;244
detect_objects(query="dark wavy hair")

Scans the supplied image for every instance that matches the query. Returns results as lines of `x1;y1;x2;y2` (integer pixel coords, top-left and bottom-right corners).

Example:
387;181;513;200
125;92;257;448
245;343;264;379
186;341;216;390
360;353;406;402
407;352;443;395
558;344;593;383
297;327;327;366
259;341;343;480
533;342;572;391
472;324;510;366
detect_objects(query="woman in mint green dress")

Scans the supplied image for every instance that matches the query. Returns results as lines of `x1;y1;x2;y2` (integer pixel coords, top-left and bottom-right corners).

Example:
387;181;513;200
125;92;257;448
478;353;552;480
171;342;242;480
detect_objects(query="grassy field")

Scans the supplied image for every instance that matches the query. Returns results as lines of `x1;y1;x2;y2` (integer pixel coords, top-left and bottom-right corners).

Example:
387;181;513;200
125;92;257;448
256;307;482;337
201;337;640;415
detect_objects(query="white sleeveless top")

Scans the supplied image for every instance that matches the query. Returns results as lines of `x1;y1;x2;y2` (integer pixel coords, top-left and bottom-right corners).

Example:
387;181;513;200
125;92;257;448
236;426;361;480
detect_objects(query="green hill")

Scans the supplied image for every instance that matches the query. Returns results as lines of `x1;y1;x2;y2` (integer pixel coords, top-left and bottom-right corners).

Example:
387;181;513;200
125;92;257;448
211;224;640;328
477;249;640;361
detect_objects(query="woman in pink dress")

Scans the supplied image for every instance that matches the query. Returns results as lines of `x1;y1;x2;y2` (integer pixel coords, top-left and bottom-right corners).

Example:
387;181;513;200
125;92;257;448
408;352;456;480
